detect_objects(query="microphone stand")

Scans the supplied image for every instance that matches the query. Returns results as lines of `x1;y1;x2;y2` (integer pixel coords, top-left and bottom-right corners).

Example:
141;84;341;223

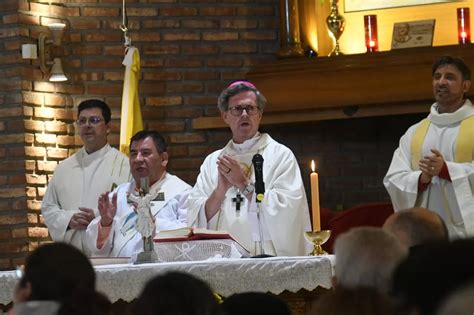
251;153;273;258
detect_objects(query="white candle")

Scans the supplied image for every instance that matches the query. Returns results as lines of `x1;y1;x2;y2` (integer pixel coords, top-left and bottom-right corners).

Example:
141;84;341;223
310;160;321;231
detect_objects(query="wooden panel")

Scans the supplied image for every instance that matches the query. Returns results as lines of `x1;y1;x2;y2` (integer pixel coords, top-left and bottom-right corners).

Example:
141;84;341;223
192;45;474;129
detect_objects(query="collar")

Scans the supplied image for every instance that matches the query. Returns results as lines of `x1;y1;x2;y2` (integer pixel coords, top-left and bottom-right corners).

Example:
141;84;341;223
429;99;474;126
229;132;261;154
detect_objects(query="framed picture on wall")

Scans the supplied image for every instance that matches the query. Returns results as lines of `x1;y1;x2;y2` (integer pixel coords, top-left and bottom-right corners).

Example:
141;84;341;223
345;0;460;13
391;19;436;49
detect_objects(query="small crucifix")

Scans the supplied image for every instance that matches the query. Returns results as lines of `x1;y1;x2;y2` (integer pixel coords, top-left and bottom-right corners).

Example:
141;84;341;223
232;192;244;217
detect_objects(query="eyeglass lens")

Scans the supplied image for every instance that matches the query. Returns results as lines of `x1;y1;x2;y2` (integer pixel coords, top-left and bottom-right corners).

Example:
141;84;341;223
77;116;103;125
230;106;258;116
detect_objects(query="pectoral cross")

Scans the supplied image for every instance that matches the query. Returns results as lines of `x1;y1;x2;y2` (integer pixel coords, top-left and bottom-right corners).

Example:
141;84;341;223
232;193;244;217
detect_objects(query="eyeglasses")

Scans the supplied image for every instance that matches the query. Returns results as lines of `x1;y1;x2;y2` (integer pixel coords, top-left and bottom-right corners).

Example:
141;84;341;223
76;116;104;126
228;105;260;116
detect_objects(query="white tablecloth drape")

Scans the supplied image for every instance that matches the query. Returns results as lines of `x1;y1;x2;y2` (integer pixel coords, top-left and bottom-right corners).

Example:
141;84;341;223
1;255;334;304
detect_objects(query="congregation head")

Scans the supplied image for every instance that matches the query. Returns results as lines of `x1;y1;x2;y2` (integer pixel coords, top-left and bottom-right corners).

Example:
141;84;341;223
131;271;221;315
392;238;474;315
221;292;291;315
14;242;105;315
383;207;449;248
334;226;408;293
217;80;267;112
77;99;112;124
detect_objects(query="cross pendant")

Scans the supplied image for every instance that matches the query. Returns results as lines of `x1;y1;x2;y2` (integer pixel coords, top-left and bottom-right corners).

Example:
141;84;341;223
232;192;244;216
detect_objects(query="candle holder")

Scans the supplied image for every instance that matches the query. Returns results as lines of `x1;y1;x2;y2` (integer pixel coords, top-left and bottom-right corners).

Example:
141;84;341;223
457;8;471;44
304;230;331;256
364;15;378;52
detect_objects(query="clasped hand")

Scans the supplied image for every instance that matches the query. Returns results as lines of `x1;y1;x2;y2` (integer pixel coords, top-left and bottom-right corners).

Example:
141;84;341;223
216;154;248;192
69;207;95;230
418;149;445;184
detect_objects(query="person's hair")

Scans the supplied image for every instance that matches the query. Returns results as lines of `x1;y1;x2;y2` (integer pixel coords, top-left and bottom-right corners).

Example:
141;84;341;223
131;271;221;315
217;81;267;112
19;242;102;315
221;292;291;315
130;130;167;153
392;239;474;315
77;99;112;123
432;56;471;81
384;208;449;248
436;283;474;315
334;227;408;293
312;287;396;315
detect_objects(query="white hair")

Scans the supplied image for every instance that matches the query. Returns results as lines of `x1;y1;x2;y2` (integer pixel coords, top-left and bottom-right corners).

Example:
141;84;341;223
334;227;408;293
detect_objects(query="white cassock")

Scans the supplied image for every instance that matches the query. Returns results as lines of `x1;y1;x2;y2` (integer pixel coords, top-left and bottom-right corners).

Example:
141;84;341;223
187;133;312;256
86;173;191;257
41;144;130;255
384;100;474;238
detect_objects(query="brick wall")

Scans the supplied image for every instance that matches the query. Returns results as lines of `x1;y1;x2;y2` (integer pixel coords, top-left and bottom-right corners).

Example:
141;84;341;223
0;0;28;269
0;0;422;269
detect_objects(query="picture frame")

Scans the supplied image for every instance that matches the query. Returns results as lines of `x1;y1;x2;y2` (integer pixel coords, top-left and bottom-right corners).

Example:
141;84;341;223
391;19;436;49
344;0;459;13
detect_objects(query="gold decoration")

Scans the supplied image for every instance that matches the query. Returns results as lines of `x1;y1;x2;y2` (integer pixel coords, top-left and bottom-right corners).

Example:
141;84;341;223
326;0;345;56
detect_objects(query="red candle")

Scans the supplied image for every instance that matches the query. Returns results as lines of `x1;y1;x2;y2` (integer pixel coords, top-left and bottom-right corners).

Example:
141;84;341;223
457;8;471;44
364;15;378;52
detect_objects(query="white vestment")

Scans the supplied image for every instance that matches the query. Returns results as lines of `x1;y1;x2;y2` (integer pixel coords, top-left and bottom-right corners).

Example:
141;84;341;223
187;133;312;256
384;100;474;238
86;173;191;257
41;144;130;255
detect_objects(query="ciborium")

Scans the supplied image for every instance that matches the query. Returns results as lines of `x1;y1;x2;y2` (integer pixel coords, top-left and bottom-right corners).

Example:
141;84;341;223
326;0;345;56
305;230;331;256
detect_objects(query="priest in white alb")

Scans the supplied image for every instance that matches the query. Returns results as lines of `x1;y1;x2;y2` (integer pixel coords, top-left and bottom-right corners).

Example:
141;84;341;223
187;81;312;256
86;130;191;258
41;100;130;255
384;56;474;239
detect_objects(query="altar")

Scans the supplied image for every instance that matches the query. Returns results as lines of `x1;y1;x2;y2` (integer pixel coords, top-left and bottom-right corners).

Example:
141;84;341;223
1;255;334;315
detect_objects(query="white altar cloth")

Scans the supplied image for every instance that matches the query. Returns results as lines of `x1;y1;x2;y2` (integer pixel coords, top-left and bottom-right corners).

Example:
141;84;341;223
0;255;334;304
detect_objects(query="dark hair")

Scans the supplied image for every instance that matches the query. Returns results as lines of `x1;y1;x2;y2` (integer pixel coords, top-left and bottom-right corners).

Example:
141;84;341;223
221;292;291;315
432;56;471;81
217;81;267;112
131;271;221;315
19;242;102;315
130;130;167;153
78;99;112;123
392;239;474;315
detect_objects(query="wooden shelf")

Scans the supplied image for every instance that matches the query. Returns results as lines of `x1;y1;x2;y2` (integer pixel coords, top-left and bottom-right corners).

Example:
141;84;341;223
192;44;474;130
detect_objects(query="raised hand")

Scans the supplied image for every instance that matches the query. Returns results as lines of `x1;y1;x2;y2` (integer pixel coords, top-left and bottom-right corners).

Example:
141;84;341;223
98;192;117;227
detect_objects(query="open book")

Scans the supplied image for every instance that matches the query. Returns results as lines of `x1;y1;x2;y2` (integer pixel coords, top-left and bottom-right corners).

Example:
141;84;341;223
154;227;233;242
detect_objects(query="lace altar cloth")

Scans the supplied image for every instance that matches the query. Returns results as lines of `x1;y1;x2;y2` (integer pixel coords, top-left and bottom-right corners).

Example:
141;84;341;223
153;239;250;261
0;256;334;304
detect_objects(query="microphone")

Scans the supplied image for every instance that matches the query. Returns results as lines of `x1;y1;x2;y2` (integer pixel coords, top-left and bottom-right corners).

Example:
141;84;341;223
252;154;265;203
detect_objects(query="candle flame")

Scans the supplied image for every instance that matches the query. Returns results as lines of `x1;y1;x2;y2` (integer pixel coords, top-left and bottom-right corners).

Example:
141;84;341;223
369;40;376;47
311;160;316;172
461;31;467;38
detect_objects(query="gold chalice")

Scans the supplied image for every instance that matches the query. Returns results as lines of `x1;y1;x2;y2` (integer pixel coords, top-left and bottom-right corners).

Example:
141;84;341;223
304;230;331;256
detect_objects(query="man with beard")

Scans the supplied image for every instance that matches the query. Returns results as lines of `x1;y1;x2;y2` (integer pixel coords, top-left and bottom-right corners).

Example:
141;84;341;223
384;56;474;239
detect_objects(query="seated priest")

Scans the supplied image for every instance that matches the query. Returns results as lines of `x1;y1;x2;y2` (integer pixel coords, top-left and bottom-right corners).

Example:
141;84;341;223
86;130;191;257
187;81;312;256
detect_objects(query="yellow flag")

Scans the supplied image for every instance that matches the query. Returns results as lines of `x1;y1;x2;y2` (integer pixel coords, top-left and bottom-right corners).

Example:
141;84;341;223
120;46;144;154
